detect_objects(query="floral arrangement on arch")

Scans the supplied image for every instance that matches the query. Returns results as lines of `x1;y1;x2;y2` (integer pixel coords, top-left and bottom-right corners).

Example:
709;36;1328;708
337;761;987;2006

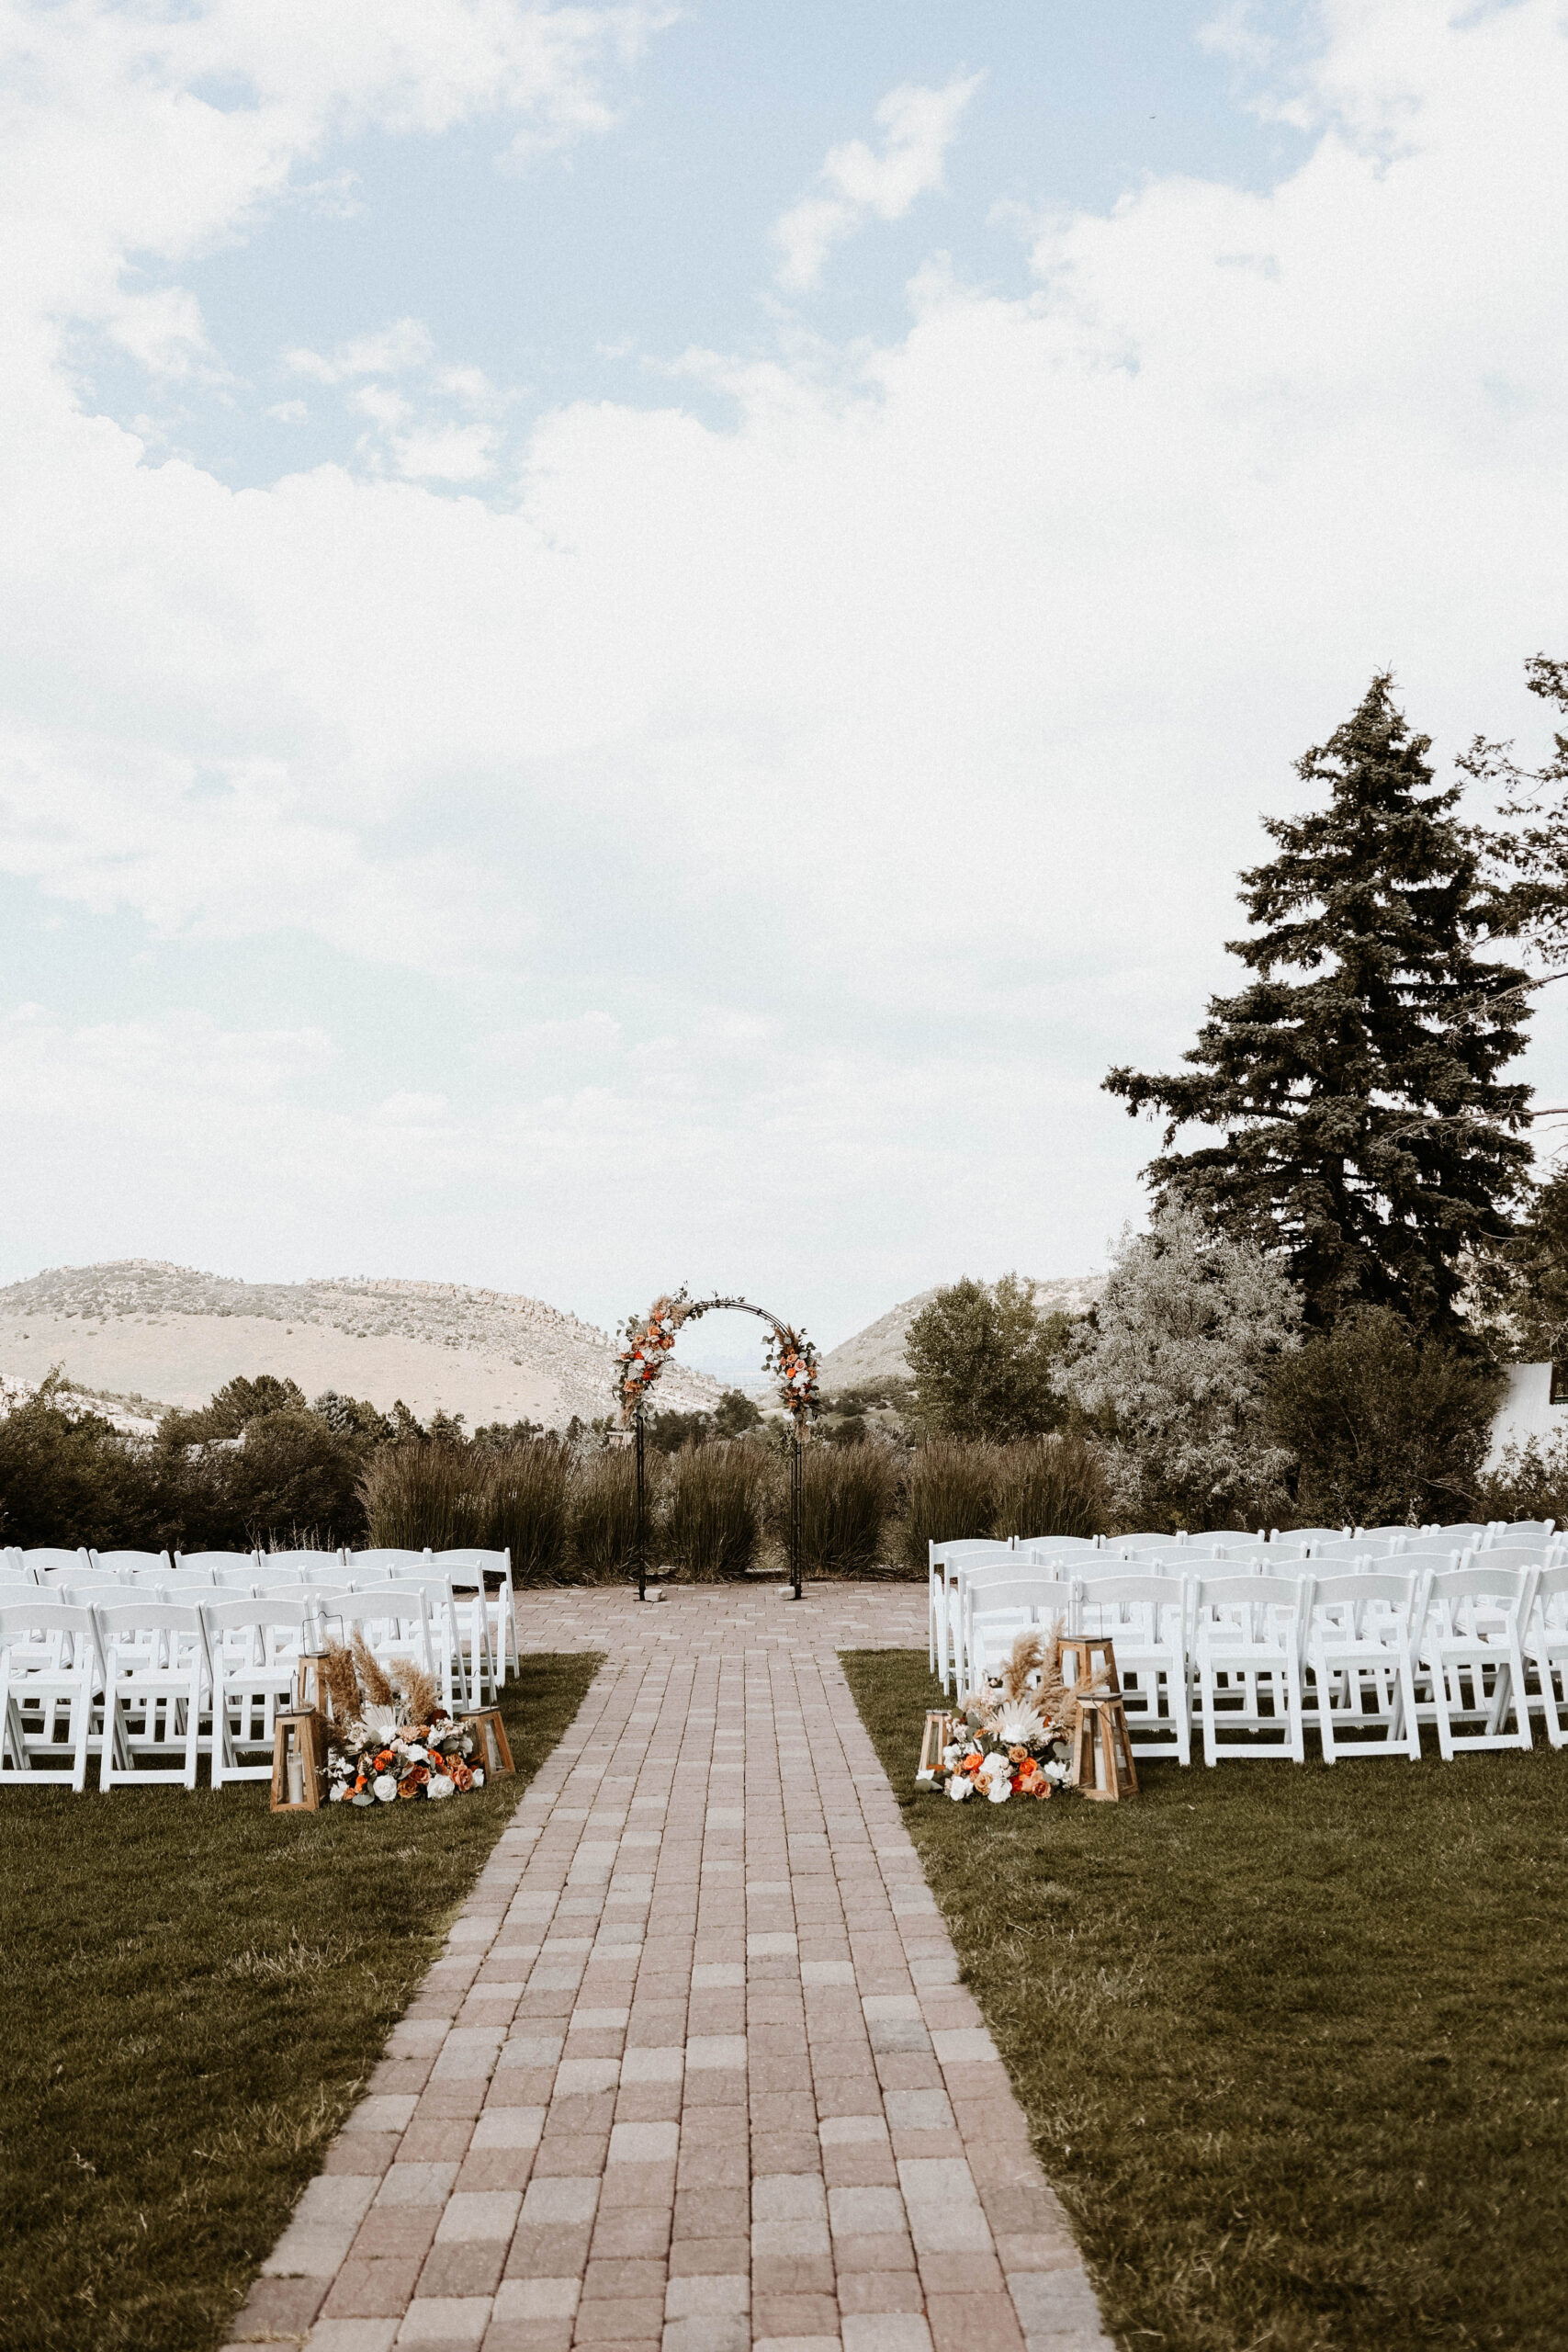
321;1634;485;1808
761;1320;819;1432
936;1627;1104;1805
615;1289;820;1431
615;1289;697;1424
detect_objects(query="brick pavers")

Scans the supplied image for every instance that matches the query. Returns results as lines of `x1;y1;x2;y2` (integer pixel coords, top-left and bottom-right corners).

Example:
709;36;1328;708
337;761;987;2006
225;1584;1112;2352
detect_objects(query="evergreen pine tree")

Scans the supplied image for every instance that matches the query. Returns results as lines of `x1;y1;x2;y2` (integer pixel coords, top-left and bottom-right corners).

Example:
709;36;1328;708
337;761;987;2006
1105;676;1534;1332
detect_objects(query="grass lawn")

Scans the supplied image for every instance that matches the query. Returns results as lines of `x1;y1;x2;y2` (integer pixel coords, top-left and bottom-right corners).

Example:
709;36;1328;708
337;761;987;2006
1;1650;602;2352
841;1649;1568;2352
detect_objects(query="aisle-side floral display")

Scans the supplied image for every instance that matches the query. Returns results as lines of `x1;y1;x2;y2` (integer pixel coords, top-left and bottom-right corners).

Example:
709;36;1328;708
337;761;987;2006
928;1629;1104;1804
320;1634;485;1807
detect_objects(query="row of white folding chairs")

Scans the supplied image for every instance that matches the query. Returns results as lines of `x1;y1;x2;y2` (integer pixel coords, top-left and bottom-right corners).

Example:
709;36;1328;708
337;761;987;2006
928;1526;1562;1693
0;1566;496;1720
1;1544;517;1693
0;1582;494;1792
947;1556;1565;1769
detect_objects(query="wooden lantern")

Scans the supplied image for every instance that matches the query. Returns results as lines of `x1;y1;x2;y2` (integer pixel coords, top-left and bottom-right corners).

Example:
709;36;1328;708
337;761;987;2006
460;1707;515;1779
270;1708;327;1813
917;1710;956;1783
294;1649;331;1718
1058;1633;1120;1697
1071;1695;1138;1802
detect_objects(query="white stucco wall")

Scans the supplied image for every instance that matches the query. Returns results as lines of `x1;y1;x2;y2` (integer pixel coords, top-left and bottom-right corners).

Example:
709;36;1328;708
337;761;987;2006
1486;1363;1568;1470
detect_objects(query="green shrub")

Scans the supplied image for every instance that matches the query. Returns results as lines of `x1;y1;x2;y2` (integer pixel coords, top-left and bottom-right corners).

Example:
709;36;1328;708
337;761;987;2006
992;1430;1109;1542
906;1275;1071;1442
480;1438;574;1583
570;1447;646;1581
1265;1306;1504;1528
661;1442;762;1579
897;1440;998;1573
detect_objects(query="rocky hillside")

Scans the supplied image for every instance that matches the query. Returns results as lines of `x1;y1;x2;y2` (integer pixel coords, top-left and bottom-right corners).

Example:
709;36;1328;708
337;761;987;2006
0;1261;723;1430
818;1277;1104;1392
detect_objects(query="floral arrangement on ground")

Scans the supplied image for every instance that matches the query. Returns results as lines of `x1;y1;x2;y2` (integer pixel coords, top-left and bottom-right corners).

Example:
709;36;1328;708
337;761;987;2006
321;1633;485;1807
934;1627;1106;1804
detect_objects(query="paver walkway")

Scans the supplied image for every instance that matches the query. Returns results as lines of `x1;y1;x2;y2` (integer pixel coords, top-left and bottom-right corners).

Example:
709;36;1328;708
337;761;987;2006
229;1585;1112;2352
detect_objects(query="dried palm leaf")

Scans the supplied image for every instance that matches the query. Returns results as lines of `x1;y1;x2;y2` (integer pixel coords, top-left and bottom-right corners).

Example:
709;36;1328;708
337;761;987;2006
321;1641;362;1726
395;1659;442;1729
1001;1631;1044;1704
352;1627;398;1709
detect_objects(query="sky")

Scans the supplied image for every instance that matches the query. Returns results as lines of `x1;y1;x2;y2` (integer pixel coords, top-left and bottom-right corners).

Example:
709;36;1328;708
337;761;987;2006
1;0;1566;1384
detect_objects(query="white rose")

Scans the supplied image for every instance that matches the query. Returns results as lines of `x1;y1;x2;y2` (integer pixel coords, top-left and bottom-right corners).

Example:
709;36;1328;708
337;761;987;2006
947;1774;973;1802
427;1774;457;1801
942;1744;963;1769
471;1768;486;1788
328;1783;345;1803
372;1774;398;1803
987;1775;1012;1804
1044;1760;1072;1783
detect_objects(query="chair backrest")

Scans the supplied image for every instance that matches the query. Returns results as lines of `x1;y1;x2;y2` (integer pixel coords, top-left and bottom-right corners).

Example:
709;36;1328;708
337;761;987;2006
261;1548;347;1575
1424;1566;1532;1628
1427;1523;1489;1547
96;1598;206;1645
1273;1528;1348;1548
209;1566;263;1589
175;1550;260;1575
201;1593;313;1634
1192;1531;1262;1546
1499;1519;1556;1545
347;1549;430;1571
1193;1573;1309;1630
1532;1564;1568;1614
1075;1574;1187;1639
90;1548;172;1576
1311;1570;1419;1616
1077;1556;1167;1581
429;1548;511;1577
22;1547;92;1576
964;1577;1078;1635
1113;1532;1182;1551
930;1541;1010;1573
0;1599;98;1645
1206;1540;1269;1562
1465;1544;1548;1578
1014;1535;1100;1555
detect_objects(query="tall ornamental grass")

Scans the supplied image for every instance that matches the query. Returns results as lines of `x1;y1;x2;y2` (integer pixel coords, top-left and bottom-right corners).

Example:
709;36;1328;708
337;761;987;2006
898;1441;998;1573
481;1438;573;1582
799;1442;897;1577
358;1440;486;1553
993;1430;1110;1543
570;1448;646;1582
662;1442;762;1580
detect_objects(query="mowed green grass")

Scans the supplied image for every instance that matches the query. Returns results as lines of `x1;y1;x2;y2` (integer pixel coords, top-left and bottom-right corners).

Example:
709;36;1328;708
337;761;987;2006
1;1651;601;2352
841;1649;1568;2352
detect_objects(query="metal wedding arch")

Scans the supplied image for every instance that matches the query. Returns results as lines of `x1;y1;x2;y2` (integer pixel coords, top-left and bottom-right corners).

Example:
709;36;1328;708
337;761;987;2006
613;1291;820;1602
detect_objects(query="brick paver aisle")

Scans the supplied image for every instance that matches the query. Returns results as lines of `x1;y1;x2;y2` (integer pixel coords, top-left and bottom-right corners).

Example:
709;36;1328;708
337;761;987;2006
229;1586;1112;2352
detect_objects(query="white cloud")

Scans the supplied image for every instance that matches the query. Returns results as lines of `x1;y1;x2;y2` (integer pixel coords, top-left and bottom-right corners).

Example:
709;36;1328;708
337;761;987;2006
774;72;983;290
3;2;1568;1334
287;316;436;383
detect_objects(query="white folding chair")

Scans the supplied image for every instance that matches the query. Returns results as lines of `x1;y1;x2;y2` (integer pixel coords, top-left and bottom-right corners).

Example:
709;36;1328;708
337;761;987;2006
1307;1572;1423;1762
201;1595;313;1786
1417;1565;1538;1758
1076;1574;1191;1763
1499;1519;1556;1549
1192;1574;1309;1764
209;1566;265;1590
928;1541;1011;1689
1525;1564;1568;1747
431;1549;516;1685
90;1548;173;1577
175;1550;261;1577
961;1574;1079;1690
381;1569;488;1708
96;1600;206;1788
0;1600;102;1790
347;1549;431;1572
309;1585;440;1702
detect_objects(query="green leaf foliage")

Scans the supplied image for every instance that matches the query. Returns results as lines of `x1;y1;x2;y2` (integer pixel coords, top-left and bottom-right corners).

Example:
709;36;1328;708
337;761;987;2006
906;1273;1073;1442
1106;675;1535;1333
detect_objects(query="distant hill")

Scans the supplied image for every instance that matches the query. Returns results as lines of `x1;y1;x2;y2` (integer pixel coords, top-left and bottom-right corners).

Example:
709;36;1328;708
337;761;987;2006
818;1277;1104;1393
0;1261;723;1430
